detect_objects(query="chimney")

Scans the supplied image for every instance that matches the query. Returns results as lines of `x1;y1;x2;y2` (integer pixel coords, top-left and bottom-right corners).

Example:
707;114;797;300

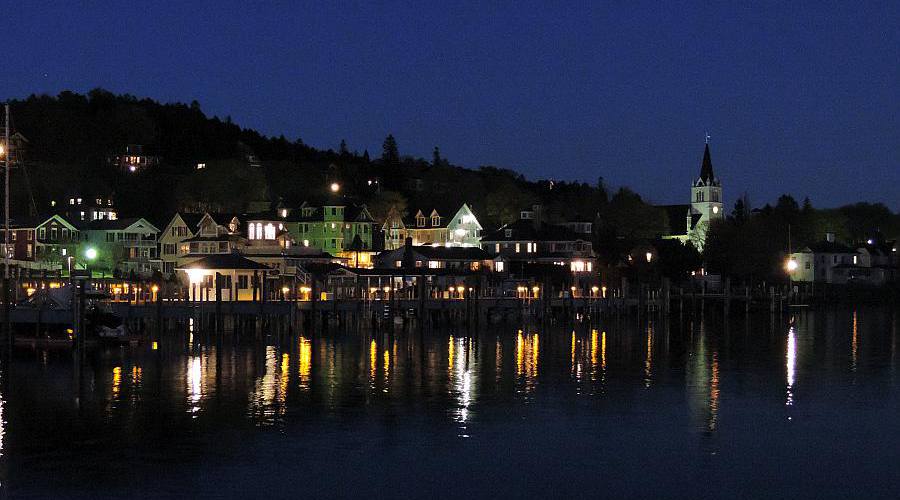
401;237;415;270
532;204;543;230
825;232;835;243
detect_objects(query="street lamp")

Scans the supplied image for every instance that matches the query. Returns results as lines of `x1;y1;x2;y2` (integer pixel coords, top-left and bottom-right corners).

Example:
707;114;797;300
330;182;340;193
786;258;798;273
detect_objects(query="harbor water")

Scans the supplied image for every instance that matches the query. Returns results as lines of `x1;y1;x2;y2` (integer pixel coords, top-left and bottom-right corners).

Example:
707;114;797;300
2;306;899;498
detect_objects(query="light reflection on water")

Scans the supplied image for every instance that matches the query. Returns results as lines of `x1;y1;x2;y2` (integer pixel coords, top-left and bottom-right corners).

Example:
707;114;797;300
3;306;900;497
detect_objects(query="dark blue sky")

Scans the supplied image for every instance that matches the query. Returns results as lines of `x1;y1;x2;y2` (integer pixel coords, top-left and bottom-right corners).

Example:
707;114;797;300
5;2;898;208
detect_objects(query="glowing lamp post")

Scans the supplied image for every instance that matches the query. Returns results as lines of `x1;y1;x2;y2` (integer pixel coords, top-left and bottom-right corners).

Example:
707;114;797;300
84;247;98;278
330;182;340;193
786;258;798;273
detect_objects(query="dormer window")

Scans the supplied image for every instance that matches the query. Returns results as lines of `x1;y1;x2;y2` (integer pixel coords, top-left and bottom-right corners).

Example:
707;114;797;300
417;216;425;227
505;229;513;238
432;216;440;226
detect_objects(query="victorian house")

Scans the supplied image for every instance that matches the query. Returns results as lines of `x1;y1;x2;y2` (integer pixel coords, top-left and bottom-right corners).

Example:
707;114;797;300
382;203;482;250
79;217;160;276
284;202;376;266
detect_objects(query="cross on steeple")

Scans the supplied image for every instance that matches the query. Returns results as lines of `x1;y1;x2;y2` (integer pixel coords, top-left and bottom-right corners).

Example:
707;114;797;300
705;131;711;144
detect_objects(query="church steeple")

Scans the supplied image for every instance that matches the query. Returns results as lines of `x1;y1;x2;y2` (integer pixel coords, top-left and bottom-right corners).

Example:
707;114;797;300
699;143;715;184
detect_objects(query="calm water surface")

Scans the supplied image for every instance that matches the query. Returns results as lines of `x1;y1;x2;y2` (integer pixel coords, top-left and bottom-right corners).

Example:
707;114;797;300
2;307;899;498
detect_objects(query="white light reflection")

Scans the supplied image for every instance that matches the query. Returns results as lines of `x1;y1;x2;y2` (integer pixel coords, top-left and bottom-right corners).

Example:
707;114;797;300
187;355;202;416
249;346;285;425
449;336;476;436
786;325;796;407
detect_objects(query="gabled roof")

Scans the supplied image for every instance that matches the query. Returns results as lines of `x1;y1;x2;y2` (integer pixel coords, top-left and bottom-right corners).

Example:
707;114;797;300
286;203;373;223
801;241;856;254
177;253;270;270
481;219;586;243
410;246;492;260
657;204;690;235
180;212;205;229
79;217;159;232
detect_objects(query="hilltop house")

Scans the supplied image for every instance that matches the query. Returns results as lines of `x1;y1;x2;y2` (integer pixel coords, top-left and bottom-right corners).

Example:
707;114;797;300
55;194;118;222
110;144;158;173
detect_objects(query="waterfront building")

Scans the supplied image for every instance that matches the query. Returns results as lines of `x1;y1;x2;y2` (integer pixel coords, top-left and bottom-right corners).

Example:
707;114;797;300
789;233;859;284
177;253;273;301
376;240;504;272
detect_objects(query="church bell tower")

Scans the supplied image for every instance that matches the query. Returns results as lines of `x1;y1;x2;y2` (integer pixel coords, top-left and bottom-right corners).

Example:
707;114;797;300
691;142;723;221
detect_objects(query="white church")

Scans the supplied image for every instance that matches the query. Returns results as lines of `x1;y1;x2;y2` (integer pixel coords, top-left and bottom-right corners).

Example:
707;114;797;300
660;142;724;251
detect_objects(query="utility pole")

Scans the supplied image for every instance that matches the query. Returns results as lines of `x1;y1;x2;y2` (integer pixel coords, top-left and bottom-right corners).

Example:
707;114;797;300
3;103;9;341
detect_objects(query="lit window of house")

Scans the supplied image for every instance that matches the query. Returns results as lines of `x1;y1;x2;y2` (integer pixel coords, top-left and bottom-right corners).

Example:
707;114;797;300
571;261;586;272
428;261;440;269
495;261;505;272
69;198;75;205
264;223;276;240
495;243;500;253
515;243;521;253
249;224;256;239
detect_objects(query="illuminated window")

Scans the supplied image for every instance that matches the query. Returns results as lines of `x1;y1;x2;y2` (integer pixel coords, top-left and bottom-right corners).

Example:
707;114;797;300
264;223;276;240
515;243;521;253
428;261;440;269
495;243;500;253
249;224;256;239
496;261;504;272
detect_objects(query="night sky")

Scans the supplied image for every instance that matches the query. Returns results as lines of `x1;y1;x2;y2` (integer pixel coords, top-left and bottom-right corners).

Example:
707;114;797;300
5;2;898;208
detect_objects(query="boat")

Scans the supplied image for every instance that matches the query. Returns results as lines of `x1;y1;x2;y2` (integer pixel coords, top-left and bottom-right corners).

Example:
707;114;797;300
85;306;130;343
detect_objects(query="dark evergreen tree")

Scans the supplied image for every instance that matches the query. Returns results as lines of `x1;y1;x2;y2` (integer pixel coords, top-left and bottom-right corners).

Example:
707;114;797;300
339;139;349;156
381;134;399;167
432;146;443;167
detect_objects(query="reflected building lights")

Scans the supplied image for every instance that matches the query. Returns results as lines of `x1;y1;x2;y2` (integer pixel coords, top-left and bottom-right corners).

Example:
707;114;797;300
298;337;312;389
708;352;720;432
249;346;284;424
601;331;607;371
851;310;858;372
369;339;377;388
111;366;122;400
644;321;654;388
449;336;474;428
187;355;202;416
786;326;796;407
515;331;539;393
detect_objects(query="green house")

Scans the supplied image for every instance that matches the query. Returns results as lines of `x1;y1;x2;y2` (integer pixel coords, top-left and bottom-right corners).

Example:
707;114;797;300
283;202;375;255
